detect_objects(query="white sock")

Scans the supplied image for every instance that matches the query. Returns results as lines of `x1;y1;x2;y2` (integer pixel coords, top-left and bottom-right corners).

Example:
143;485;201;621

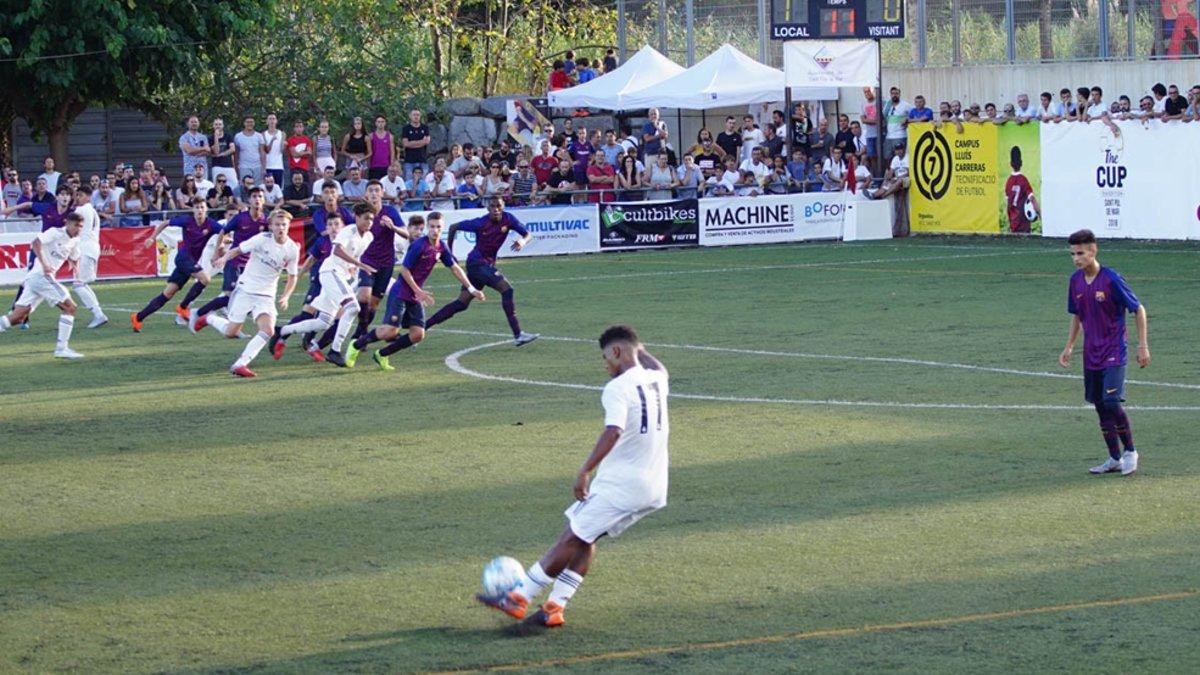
331;304;359;352
548;569;584;608
0;315;9;332
206;314;231;335
234;331;269;367
56;315;75;349
280;316;331;337
515;562;553;602
73;283;103;316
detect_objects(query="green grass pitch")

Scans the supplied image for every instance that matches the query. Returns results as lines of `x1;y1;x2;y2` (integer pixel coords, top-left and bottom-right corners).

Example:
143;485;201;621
2;237;1198;673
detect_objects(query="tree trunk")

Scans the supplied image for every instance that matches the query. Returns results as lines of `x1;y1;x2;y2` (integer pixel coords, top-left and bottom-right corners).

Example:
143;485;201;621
1038;0;1054;61
431;26;447;98
528;0;548;93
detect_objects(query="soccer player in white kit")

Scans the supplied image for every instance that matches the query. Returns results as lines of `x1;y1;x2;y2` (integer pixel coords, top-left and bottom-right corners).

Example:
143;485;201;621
0;213;87;358
478;324;669;628
193;209;300;377
270;202;377;360
70;185;109;328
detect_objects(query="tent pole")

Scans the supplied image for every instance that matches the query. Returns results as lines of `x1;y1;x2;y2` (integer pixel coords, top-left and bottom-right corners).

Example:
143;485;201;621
875;38;883;177
676;109;683;161
784;86;793;161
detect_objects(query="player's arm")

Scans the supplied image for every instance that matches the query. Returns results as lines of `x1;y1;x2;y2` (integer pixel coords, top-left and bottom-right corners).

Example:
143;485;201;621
509;222;533;251
398;265;434;306
298;255;315;276
332;243;377;275
278;272;298;310
574;426;623;500
1134;304;1150;367
30;237;53;276
1059;315;1082;367
379;214;410;240
636;346;667;375
214;245;243;268
449;262;485;301
446;223;460;251
144;219;177;248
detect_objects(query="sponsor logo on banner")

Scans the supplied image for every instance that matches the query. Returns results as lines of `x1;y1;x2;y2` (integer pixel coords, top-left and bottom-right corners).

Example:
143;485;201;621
783;41;880;88
600;199;699;249
406;204;600;258
1094;132;1127;231
909;122;1001;233
699;193;846;246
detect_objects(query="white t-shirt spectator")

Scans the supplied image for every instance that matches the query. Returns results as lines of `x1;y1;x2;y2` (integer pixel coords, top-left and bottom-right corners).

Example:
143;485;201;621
91;190;118;215
341;178;369;201
424;171;458;210
738;158;770;183
261;130;285;171
39;171;62;193
740;127;764;163
195;177;214;195
890;153;909;178
1014;104;1038;120
260;183;284;205
884;100;912;140
1152;96;1167;114
1036;103;1055;119
311;177;342;198
717;168;741;193
1086;102;1108;119
380;175;408;201
234;130;265;175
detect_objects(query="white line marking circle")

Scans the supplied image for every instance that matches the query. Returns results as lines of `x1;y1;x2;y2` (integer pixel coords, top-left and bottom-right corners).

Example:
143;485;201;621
444;340;1200;412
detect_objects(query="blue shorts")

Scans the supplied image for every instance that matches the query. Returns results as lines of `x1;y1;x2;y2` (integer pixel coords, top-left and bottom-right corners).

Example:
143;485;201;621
382;290;425;329
167;253;201;287
221;261;244;292
358;264;394;298
1084;366;1126;405
465;262;507;291
303;275;322;305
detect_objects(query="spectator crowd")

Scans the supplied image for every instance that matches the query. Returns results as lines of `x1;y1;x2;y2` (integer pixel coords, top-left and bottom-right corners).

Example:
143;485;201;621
3;79;1198;228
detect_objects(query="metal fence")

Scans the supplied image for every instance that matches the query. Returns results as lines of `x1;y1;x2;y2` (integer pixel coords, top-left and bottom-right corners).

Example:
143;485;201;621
612;0;1200;67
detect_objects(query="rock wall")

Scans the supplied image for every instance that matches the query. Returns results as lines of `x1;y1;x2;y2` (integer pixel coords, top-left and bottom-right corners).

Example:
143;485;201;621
430;96;622;156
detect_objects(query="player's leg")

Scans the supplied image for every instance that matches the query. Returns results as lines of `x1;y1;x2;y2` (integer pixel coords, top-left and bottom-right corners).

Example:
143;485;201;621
195;261;240;321
373;312;424;370
52;295;82;358
341;287;399;367
0;301;33;333
73;255;107;328
424;288;475;330
200;290;246;339
230;311;274;377
176;274;210;319
135;260;194;331
1102;366;1137;475
491;275;539;345
1086;368;1122;474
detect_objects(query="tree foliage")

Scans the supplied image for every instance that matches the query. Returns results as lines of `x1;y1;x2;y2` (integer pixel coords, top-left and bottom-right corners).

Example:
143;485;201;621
0;0;270;163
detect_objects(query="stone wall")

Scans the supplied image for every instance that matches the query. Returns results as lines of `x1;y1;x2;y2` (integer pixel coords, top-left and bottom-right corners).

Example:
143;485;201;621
433;95;618;156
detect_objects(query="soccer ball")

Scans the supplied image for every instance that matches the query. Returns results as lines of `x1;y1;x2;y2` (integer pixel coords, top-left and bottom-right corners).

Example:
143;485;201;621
481;556;526;597
1023;195;1039;222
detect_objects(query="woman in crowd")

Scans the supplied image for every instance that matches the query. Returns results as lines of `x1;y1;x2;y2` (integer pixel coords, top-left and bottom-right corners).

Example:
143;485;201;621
340;117;369;172
642;153;678;201
614;154;642;201
174;174;199;208
685;128;725;159
147;176;174;221
313;119;337;173
119;178;148;227
368;116;394;180
481;162;512;199
675;153;702;199
209;118;237;186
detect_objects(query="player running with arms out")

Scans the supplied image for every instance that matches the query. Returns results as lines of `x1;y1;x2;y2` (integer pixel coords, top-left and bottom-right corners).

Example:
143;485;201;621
351;180;410;340
425;196;540;346
1058;229;1149;476
189;188;269;331
69;185;109;328
194;210;300;377
478;325;668;628
338;212;483;370
0;213;87;358
270;204;377;361
131;198;221;331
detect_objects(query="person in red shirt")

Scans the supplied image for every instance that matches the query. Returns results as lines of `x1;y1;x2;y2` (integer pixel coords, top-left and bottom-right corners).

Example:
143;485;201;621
586;152;616;203
286;120;314;179
548;60;570;91
531;139;559;186
1004;146;1039;233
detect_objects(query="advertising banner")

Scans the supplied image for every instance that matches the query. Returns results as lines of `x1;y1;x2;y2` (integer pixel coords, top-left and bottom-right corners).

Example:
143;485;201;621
404;204;600;259
2;227;158;286
1040;120;1200;240
699;193;847;246
909;122;1001;233
506;100;552;148
783;40;880;88
0;231;36;285
996;121;1043;234
599;199;699;249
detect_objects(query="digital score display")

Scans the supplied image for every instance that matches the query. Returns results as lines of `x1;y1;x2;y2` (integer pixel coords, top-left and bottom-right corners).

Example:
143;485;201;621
771;0;904;40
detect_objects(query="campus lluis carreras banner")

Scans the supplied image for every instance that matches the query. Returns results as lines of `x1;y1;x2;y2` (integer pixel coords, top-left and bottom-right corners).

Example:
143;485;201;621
908;121;1042;234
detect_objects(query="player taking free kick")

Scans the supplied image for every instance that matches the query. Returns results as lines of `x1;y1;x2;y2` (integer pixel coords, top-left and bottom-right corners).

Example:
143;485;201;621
1058;229;1149;476
478;325;669;628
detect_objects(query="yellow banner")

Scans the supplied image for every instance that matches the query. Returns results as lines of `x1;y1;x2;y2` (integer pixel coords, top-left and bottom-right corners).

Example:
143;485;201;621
909;122;1000;233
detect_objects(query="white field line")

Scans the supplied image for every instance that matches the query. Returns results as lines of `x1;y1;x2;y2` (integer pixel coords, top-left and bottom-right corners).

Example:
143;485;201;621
436;328;1200;392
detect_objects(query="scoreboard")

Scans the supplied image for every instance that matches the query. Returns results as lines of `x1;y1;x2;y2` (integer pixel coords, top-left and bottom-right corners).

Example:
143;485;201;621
771;0;905;40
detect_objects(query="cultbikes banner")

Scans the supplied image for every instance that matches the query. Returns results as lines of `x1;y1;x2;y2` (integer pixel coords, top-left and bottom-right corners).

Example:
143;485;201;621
405;204;600;258
699;193;847;246
1040;120;1200;239
909;122;1002;233
599;199;699;249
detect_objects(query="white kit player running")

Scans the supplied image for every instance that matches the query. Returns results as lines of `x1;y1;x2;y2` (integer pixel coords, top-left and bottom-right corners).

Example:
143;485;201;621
193;210;299;377
0;213;87;358
70;186;109;328
270;202;377;360
479;324;669;629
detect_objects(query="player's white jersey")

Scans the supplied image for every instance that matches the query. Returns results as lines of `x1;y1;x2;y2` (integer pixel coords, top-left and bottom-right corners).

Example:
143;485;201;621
74;202;102;258
235;232;299;297
25;228;81;283
319;227;373;281
591;364;670;510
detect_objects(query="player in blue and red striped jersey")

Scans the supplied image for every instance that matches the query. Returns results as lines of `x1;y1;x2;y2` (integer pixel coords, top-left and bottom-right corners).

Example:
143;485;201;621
1058;229;1150;477
336;212;483;370
424;196;540;346
351;180;410;339
131;198;222;331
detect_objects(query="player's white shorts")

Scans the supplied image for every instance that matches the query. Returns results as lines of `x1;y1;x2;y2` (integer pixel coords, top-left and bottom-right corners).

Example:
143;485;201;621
564;492;662;544
16;274;70;311
74;254;99;284
312;272;355;317
227;289;276;322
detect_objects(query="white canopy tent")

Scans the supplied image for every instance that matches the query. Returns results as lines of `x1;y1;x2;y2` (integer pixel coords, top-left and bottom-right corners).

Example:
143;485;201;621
546;45;686;110
621;43;836;110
